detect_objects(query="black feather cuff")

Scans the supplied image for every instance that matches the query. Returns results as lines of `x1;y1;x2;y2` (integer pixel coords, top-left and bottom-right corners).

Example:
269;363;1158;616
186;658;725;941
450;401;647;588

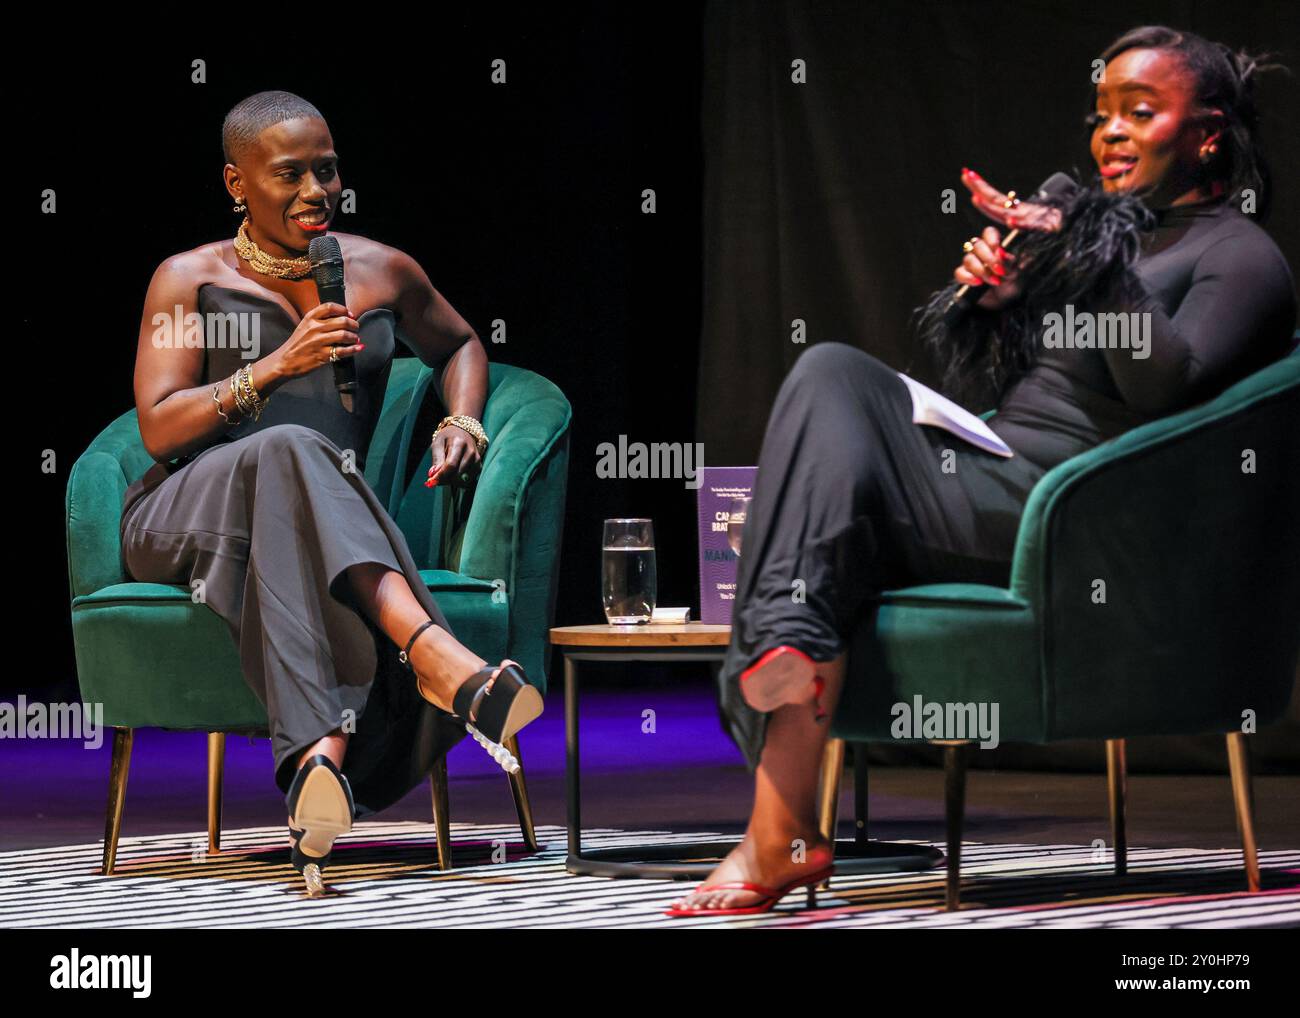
916;178;1157;402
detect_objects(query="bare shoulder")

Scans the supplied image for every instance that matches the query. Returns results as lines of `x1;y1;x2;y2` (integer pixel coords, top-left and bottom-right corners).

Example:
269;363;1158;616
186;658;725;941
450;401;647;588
333;231;426;290
147;239;233;297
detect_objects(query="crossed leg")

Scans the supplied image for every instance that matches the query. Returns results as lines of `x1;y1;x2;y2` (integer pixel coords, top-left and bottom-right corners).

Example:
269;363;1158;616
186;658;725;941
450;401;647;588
291;561;500;772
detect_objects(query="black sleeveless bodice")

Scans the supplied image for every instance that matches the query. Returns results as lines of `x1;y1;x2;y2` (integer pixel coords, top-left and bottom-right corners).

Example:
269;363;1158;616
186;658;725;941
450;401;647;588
121;284;400;523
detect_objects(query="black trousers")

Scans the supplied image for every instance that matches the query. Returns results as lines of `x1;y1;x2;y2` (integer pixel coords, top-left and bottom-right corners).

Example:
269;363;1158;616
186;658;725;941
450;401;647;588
715;343;1047;769
121;423;465;816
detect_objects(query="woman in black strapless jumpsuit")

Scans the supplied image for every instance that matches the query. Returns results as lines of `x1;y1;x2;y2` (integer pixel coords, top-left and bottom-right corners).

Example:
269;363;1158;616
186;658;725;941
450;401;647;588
121;284;465;814
122;92;545;894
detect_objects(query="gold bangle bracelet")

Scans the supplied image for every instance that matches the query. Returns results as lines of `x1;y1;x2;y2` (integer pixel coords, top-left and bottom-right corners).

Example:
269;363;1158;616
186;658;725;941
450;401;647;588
238;367;258;419
434;414;488;456
230;371;253;419
236;365;269;421
228;373;249;420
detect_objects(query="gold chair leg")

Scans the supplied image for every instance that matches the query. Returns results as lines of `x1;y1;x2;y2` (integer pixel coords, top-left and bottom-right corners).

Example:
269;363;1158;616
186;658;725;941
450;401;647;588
1225;732;1260;893
817;737;846;842
102;727;133;875
937;740;970;912
852;743;870;847
504;734;540;853
1106;738;1127;876
430;755;452;871
207;732;225;857
816;738;846;888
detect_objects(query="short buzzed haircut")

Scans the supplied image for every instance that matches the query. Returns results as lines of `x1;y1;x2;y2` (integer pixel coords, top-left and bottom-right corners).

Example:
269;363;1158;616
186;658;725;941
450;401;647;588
222;90;325;164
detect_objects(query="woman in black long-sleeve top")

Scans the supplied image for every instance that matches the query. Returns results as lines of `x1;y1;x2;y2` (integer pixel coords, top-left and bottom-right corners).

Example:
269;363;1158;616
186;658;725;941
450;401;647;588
668;26;1296;917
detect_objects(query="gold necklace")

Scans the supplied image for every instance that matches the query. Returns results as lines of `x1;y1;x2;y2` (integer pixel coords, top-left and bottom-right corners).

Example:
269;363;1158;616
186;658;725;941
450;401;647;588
233;216;312;279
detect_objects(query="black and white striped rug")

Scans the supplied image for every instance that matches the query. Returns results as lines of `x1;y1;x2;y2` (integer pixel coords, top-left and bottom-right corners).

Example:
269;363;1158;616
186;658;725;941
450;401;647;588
2;823;1297;928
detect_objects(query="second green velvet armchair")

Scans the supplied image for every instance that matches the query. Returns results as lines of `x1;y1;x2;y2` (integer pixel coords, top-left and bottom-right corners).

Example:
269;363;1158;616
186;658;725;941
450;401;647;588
822;346;1300;909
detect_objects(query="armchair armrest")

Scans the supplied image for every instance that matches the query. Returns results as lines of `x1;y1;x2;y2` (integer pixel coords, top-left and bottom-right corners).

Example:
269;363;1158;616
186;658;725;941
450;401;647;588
1010;352;1300;603
389;361;571;688
1007;351;1300;736
459;363;572;584
65;411;155;600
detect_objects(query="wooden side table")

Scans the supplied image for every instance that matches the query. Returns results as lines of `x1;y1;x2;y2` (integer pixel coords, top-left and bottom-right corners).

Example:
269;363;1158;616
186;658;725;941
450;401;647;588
551;622;943;880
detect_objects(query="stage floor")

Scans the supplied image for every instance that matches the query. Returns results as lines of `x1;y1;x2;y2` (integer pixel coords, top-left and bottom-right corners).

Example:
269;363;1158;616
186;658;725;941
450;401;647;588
2;820;1298;928
2;680;1297;926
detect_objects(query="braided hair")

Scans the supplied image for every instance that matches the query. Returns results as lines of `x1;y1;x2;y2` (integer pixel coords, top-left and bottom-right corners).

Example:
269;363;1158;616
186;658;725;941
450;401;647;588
222;90;325;165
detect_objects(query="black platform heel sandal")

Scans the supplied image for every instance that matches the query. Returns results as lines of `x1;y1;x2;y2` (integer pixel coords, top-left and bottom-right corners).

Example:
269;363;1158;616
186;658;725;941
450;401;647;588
285;754;355;897
399;620;545;774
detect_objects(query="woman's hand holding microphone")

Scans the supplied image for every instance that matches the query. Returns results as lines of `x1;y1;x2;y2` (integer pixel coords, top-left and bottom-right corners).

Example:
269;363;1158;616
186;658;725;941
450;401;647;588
213;302;361;428
237;302;484;488
258;302;363;389
955;224;1022;310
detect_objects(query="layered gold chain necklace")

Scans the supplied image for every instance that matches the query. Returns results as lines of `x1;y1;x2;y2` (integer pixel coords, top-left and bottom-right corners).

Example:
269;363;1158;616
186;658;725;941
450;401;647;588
233;216;313;279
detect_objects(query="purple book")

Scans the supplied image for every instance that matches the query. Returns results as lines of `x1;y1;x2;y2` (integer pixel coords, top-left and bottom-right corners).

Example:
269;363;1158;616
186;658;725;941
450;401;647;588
697;466;758;624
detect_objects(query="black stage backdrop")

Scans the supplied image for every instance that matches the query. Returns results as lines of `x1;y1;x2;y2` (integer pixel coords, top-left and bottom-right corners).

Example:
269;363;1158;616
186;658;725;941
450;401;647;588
19;11;704;700
17;4;1300;770
694;0;1300;770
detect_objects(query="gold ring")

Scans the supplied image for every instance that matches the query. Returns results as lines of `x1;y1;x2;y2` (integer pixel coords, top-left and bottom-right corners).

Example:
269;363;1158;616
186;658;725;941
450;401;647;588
1002;190;1021;209
962;238;978;253
329;347;339;363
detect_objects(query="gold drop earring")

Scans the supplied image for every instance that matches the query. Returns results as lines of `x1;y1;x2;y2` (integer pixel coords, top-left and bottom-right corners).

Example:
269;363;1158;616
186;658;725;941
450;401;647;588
233;195;247;213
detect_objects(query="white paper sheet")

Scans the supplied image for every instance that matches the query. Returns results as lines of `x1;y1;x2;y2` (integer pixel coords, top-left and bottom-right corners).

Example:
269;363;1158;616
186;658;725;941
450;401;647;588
896;372;1014;458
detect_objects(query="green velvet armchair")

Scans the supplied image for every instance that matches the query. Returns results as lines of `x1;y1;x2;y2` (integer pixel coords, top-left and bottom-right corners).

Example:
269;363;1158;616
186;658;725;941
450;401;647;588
821;346;1300;910
66;358;571;875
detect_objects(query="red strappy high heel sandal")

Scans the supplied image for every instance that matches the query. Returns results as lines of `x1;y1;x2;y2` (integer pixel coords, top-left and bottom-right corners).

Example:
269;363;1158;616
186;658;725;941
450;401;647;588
739;645;828;720
664;863;836;917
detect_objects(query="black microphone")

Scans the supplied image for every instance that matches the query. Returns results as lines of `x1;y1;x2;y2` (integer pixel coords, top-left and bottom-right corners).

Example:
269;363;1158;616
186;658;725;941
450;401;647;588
942;171;1078;329
308;235;356;413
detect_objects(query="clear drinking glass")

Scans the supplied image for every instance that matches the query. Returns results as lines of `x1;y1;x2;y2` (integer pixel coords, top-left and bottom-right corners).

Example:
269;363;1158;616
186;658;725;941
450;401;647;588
602;518;657;624
726;496;752;557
